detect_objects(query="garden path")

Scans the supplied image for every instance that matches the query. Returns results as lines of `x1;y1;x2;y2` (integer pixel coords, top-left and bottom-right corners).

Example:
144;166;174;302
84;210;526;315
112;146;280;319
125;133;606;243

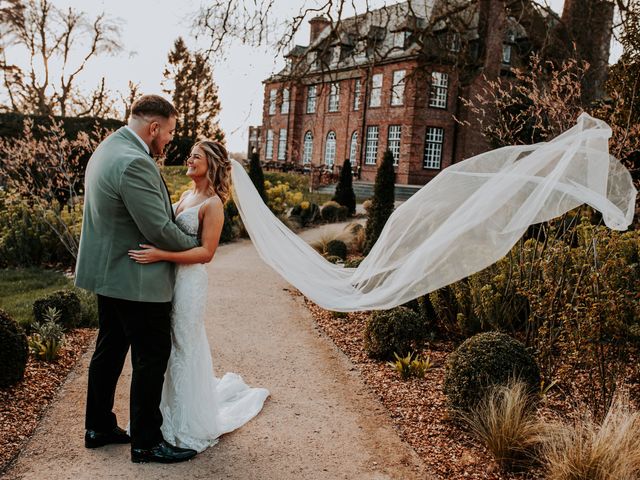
3;221;430;480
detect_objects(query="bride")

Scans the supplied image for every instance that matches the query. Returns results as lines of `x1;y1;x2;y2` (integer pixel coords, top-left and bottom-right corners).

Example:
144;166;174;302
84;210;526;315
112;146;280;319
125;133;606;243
128;140;269;452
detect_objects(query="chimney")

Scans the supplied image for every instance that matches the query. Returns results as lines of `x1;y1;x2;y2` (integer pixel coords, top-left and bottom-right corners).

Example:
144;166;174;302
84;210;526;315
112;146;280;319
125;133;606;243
309;16;331;43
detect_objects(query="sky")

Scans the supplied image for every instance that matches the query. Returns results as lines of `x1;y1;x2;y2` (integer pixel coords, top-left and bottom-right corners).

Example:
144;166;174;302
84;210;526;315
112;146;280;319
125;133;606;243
3;0;623;154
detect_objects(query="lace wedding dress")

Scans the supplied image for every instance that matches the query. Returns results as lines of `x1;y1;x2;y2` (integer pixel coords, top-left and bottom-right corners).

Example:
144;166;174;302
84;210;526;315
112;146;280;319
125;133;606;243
159;201;270;452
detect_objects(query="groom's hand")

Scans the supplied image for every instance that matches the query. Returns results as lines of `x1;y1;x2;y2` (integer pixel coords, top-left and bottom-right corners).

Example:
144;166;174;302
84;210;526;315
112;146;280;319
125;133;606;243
128;244;163;264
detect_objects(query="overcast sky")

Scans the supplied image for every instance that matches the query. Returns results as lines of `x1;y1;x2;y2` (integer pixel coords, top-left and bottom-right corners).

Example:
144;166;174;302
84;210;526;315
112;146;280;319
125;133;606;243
4;0;622;153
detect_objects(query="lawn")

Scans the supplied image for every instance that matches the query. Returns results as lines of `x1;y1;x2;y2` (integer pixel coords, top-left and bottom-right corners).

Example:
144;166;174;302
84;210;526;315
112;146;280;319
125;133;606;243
0;268;72;326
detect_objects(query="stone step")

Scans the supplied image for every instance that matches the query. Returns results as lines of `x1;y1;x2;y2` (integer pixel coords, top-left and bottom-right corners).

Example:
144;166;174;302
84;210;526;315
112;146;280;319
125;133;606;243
316;182;422;201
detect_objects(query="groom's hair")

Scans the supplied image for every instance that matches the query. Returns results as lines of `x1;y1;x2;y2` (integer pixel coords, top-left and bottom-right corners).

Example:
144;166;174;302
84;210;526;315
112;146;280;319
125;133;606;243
130;95;178;120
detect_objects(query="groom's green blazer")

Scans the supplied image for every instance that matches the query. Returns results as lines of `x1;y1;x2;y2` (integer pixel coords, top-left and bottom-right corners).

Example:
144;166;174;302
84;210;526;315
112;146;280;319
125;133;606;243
75;127;199;303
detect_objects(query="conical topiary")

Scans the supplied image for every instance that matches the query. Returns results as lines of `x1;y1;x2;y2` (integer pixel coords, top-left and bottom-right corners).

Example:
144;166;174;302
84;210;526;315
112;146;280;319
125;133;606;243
364;149;395;254
332;159;356;215
248;151;267;202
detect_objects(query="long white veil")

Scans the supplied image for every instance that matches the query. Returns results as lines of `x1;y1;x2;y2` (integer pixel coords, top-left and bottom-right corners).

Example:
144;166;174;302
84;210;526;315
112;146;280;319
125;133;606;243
230;113;637;312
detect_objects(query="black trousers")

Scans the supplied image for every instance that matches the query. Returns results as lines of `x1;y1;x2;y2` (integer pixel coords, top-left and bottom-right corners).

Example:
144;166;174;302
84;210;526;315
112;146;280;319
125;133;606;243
85;295;172;449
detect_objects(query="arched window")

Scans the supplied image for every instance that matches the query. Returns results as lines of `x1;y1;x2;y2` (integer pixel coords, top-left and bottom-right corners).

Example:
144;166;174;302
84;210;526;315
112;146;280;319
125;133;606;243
349;131;358;166
303;131;313;164
324;131;336;167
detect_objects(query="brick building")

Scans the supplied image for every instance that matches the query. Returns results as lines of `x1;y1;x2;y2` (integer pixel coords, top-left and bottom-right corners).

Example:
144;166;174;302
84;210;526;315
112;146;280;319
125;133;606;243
260;0;550;185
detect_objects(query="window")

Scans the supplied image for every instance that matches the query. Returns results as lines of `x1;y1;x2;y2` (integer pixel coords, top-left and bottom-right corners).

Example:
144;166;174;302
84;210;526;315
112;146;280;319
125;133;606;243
278;129;287;160
423;127;444;169
303;131;313;164
353;78;361;110
349;131;358;166
307;51;319;71
391;70;406;106
502;44;512;64
281;88;290;114
387;125;402;166
306;85;317;113
331;46;341;66
429;72;448;109
266;129;274;159
370;73;383;107
324;131;337;167
328;82;340;112
393;31;410;49
365;126;379;165
449;32;461;52
269;89;276;115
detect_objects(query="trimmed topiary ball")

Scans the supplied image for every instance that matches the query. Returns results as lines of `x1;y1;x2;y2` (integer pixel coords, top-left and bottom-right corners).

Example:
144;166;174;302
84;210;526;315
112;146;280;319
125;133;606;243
443;332;540;412
0;309;28;388
363;306;428;360
33;290;81;329
321;201;341;222
326;239;348;260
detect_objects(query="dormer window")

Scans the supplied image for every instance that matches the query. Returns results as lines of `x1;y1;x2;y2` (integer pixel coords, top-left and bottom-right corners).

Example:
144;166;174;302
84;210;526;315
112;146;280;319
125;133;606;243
502;44;512;64
307;51;319;71
331;46;341;66
449;32;461;52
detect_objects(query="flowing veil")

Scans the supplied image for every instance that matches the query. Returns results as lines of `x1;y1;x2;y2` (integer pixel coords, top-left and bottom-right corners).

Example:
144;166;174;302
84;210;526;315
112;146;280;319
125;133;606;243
230;113;637;312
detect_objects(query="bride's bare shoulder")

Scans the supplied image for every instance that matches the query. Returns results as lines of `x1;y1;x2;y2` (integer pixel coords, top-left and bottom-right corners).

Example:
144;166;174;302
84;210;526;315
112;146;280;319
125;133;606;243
199;195;224;218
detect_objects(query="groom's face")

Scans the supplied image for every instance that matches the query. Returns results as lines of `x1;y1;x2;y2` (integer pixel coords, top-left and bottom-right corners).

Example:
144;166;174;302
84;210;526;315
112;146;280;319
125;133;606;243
149;115;177;156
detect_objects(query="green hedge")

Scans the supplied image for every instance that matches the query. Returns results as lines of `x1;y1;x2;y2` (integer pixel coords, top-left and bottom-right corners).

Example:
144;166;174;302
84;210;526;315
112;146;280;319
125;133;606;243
0;112;124;140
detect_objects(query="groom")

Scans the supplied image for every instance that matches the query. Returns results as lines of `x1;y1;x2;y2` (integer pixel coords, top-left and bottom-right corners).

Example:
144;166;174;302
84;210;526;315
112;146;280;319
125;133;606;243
75;95;199;463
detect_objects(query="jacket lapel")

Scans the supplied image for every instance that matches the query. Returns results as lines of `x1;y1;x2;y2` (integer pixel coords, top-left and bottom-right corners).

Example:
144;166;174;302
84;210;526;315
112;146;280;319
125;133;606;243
117;127;174;221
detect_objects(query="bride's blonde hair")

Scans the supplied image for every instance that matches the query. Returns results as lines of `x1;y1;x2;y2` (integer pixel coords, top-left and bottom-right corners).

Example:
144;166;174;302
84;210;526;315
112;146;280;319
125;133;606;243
191;140;232;204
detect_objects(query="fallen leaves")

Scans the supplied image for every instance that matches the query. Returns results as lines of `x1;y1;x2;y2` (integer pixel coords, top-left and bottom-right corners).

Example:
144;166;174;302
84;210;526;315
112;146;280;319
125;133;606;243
0;328;95;474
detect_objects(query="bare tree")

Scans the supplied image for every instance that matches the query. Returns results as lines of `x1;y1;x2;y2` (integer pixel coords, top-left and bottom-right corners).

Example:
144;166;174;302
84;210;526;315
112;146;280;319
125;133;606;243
119;80;141;121
1;0;122;116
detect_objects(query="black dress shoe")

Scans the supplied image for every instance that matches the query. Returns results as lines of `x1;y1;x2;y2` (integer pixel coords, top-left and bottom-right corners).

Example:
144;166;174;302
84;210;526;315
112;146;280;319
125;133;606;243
85;426;131;449
131;440;197;464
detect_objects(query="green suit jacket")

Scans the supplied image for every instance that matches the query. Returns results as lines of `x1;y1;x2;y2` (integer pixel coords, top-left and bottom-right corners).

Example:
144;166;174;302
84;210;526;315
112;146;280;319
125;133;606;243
75;127;199;302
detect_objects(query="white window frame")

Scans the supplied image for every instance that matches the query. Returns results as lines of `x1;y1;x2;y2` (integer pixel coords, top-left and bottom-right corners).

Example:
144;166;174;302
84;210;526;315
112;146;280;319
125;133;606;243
391;70;406;106
306;85;317;113
303;131;313;164
387;125;401;166
429;72;448;109
281;88;290;114
278;128;287;160
266;129;274;159
370;73;383;107
349;131;358;166
353;78;361;110
324;131;337;167
269;89;277;115
328;82;340;112
365;126;379;165
423;127;444;169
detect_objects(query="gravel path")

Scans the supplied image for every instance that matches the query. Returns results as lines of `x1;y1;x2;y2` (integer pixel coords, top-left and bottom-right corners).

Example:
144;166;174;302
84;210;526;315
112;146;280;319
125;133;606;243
3;223;429;480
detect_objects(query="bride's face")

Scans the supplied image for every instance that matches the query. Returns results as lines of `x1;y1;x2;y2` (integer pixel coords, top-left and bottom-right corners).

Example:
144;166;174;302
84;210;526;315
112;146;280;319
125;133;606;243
186;146;209;179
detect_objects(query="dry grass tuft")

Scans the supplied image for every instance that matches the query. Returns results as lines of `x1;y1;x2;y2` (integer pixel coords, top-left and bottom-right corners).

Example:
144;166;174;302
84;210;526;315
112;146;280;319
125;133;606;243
343;222;366;254
309;227;353;255
459;380;542;470
540;396;640;480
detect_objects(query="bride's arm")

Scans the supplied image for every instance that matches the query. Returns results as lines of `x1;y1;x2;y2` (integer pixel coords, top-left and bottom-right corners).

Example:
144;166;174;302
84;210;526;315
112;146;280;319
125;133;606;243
128;197;225;265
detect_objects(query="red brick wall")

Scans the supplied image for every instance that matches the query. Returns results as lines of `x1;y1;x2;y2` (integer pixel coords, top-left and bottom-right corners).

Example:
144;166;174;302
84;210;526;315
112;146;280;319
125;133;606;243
260;0;512;186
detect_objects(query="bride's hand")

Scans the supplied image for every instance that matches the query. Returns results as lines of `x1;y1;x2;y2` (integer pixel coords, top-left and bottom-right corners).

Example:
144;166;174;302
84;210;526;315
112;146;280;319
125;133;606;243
128;244;163;264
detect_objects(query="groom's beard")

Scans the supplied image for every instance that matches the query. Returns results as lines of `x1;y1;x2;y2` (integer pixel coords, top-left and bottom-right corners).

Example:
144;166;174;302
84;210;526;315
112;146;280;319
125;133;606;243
149;137;166;157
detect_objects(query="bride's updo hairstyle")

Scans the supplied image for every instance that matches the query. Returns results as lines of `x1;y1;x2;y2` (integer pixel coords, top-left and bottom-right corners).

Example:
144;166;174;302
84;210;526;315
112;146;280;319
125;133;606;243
192;140;232;204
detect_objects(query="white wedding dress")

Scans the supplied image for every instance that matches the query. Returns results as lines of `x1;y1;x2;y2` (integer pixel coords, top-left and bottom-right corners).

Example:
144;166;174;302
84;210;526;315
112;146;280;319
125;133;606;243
159;201;270;453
